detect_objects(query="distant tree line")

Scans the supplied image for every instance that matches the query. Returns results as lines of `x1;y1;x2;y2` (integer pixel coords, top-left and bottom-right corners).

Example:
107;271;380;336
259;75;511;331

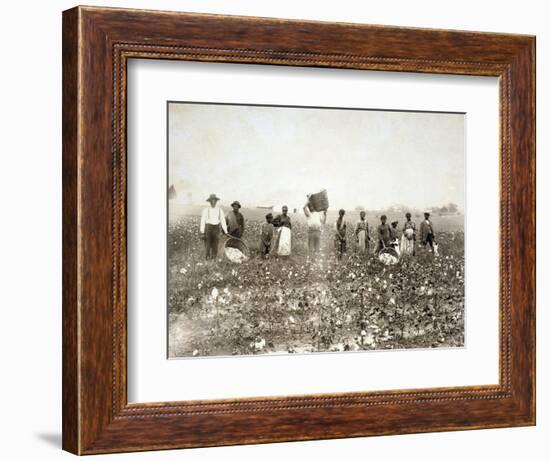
354;203;461;216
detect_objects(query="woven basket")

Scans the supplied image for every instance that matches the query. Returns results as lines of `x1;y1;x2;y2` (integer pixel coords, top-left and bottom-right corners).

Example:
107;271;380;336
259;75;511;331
308;189;329;212
378;247;399;265
223;237;250;263
379;247;399;258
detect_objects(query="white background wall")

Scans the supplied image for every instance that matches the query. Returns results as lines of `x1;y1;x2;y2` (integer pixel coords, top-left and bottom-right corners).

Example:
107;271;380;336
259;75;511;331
0;1;546;459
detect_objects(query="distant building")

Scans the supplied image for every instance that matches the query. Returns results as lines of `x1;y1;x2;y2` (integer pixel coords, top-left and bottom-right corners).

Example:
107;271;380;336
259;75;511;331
168;185;193;204
168;185;176;200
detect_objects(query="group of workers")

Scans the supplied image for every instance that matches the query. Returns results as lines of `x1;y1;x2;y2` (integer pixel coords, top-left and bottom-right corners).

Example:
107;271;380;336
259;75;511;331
198;193;437;260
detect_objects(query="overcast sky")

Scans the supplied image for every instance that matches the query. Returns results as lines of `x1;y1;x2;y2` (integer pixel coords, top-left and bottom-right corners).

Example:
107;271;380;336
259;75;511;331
168;102;464;211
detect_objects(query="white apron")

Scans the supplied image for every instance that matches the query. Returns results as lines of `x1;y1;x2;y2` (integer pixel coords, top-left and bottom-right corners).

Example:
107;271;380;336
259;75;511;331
277;227;292;256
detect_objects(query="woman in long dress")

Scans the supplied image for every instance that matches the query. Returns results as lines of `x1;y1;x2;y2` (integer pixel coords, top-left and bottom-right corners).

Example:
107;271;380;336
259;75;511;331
400;212;416;257
271;206;292;256
355;211;370;255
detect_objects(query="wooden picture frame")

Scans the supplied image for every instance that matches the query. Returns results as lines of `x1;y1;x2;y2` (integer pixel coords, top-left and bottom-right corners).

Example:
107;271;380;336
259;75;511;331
62;5;535;455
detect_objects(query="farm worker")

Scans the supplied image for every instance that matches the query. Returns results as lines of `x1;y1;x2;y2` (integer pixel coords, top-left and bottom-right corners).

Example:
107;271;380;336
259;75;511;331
334;209;348;260
400;212;416;256
390;221;401;257
271;206;292;256
226;200;245;238
303;198;327;254
390;221;400;242
355;211;371;254
375;215;391;254
420;212;436;251
199;193;228;260
260;213;274;257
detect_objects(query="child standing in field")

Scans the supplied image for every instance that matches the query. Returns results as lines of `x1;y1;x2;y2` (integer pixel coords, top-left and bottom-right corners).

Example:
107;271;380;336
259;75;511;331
355;210;371;254
260;213;274;257
334;209;348;260
420;212;436;252
375;215;391;254
390;220;401;258
390;220;400;243
400;212;416;257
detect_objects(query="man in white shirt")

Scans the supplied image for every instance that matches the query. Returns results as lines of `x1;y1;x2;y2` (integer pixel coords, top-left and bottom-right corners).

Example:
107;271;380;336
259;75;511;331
200;193;228;260
303;199;327;255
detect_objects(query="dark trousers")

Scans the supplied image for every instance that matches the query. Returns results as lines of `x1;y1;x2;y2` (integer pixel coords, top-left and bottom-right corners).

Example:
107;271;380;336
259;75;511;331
308;228;321;253
260;241;271;256
425;233;435;250
204;223;220;260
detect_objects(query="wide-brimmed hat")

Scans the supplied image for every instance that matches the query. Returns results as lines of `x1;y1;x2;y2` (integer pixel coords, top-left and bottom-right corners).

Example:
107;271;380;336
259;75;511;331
391;220;399;225
206;193;220;202
230;201;241;208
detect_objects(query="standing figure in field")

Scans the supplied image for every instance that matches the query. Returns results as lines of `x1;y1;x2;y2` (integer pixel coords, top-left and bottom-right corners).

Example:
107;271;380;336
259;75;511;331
420;212;436;252
389;221;401;259
303;198;327;255
390;221;400;245
334;209;348;260
400;212;416;257
355;211;371;255
199;193;228;260
260;213;274;257
375;215;392;254
271;205;292;256
226;200;245;238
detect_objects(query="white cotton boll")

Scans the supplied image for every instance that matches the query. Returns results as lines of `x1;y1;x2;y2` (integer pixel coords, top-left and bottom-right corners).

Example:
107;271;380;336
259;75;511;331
254;338;266;351
225;247;248;263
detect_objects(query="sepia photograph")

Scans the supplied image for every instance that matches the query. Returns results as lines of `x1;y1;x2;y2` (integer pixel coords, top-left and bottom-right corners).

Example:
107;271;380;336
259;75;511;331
167;101;465;358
